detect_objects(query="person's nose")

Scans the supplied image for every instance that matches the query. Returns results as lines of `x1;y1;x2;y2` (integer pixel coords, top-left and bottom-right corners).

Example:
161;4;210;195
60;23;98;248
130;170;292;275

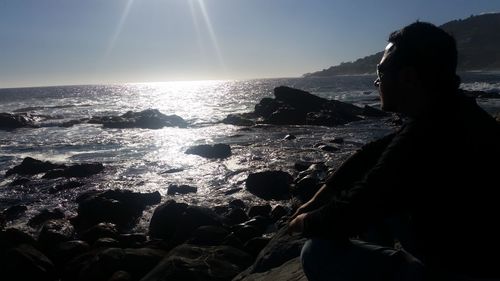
373;78;380;87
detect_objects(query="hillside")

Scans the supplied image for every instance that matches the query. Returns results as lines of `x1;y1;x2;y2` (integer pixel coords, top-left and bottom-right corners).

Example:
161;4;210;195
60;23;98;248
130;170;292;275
304;13;500;77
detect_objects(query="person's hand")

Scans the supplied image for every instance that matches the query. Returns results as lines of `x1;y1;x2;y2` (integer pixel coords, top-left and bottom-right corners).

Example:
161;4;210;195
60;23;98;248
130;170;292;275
287;213;307;234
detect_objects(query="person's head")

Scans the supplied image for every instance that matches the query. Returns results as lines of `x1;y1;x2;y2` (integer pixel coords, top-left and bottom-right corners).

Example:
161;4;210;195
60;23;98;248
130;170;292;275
374;21;461;115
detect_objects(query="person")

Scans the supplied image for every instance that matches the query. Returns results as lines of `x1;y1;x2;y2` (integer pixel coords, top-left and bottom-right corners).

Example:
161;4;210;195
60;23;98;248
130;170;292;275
288;21;500;281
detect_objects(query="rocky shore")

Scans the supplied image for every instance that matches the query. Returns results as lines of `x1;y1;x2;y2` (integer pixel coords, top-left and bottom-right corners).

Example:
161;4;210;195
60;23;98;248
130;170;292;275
1;86;498;281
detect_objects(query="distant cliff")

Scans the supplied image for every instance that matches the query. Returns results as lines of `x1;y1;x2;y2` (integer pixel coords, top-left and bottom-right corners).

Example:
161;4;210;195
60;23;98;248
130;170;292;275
304;13;500;77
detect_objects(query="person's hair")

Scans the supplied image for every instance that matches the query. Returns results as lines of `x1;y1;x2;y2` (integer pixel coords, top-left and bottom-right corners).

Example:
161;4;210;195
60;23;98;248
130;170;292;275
388;21;460;93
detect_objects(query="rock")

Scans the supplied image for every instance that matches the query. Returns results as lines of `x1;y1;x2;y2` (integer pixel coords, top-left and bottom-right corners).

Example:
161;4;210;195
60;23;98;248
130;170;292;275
93;237;120;248
108;271;132;281
38;219;75;248
328;137;344;144
90;109;188;129
225;208;249;226
362;105;389;117
79;223;119;244
245;171;293;200
140;244;253;281
234;225;262;243
293;175;321;203
28;208;66;227
283;134;296;140
233;227;306;281
317;144;339;152
243;237;271;258
0;228;37;251
254;98;282;118
186;144;232;159
64;247;166;281
10;177;30;186
50;240;90;267
273;86;325;113
187;225;231;246
248;204;272;218
43;163;104;179
149;201;223;245
1;244;57;281
5;157;63;177
266;107;306;125
118;233;147;248
2;204;28;221
306;109;362;126
222;114;255;126
0;112;37;130
229;199;246;209
270;205;289;222
48;180;85;194
167;184;198;195
235;257;307;281
73;190;161;230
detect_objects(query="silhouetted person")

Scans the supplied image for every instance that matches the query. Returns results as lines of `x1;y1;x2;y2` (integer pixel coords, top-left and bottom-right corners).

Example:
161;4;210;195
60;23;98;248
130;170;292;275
288;22;500;281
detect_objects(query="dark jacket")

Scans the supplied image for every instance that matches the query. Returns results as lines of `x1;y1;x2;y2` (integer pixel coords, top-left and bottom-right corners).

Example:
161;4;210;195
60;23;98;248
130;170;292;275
303;93;500;277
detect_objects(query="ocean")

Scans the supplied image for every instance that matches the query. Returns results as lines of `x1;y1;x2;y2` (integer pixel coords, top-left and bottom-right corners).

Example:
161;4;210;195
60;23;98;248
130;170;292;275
1;74;500;231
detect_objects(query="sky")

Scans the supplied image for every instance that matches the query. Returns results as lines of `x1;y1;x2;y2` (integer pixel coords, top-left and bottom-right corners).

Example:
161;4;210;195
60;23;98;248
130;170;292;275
1;0;500;88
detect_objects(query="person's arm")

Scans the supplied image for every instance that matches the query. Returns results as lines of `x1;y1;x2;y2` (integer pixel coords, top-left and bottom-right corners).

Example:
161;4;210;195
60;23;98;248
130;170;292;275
302;123;419;239
291;133;396;219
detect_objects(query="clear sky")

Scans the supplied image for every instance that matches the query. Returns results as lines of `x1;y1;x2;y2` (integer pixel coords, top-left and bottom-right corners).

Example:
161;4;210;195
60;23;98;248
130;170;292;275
1;0;500;88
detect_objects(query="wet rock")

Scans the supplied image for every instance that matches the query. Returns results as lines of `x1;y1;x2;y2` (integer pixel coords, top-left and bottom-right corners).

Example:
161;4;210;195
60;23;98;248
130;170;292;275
186;143;232;159
118;233;147;248
5;157;64;177
306;109;362;126
2;204;28;221
270;205;289;222
167;184;198;195
149;200;223;245
89;109;188;129
234;225;262;243
9;177;30;186
93;237;120;248
29;208;66;227
229;199;246;209
317;144;339;152
50;240;90;267
248;204;272;218
140;244;253;281
0;228;37;250
283;134;296;140
48;180;85;194
237;216;272;235
43;163;104;179
0;112;37;130
187;225;231;246
293;161;314;172
245;171;293;200
293;175;321;202
329;137;344;144
222;114;255;126
38;219;75;248
73;189;161;230
1;244;57;281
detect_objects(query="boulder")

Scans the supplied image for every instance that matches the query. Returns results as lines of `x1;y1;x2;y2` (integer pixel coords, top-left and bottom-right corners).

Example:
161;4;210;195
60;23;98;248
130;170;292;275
1;244;57;281
248;204;272;218
225;208;249;226
187;225;231;246
222;114;255;126
43;163;104;179
140;244;253;281
245;171;293;200
167;184;198;195
149;201;223;245
0;112;37;130
235;257;307;281
28;208;66;227
5;157;63;177
38;219;75;248
73;190;161;230
186;144;232;159
79;222;119;244
2;204;28;221
90;109;188;129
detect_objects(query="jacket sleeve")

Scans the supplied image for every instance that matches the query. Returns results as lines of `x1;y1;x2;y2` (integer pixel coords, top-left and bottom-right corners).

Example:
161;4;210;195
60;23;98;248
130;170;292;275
303;123;420;239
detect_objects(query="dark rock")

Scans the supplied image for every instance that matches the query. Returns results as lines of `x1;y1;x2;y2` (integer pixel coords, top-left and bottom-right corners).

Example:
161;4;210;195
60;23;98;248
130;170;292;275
28;208;65;227
273;86;325;113
222;114;255;126
462;89;500;99
118;233;147;248
238;216;272;234
186;143;232;159
167;184;198;195
362;105;389;117
38;219;75;247
50;240;90;267
93;237;120;248
224;188;242;195
187;225;231;246
140;244;253;281
5;157;64;177
235;257;306;281
43;163;104;179
248;204;272;218
234;225;262;243
229;199;246;209
243;237;271;258
48;180;85;194
73;189;161;230
233;227;306;281
294;175;322;202
90;109;188;129
266;106;305;125
254;97;282;118
149;201;223;245
10;177;30;186
293;161;314;172
0;112;37;130
270;205;289;222
108;271;132;281
0;228;37;251
79;223;119;244
245;171;293;200
64;247;166;281
283;134;296;140
328;137;344;144
306;109;362;126
162;167;184;174
1;244;56;281
317;144;339;152
2;204;28;221
225;208;249;226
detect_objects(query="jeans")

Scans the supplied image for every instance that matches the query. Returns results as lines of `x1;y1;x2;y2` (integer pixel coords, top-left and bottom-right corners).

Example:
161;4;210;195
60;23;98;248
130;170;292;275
300;239;426;281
